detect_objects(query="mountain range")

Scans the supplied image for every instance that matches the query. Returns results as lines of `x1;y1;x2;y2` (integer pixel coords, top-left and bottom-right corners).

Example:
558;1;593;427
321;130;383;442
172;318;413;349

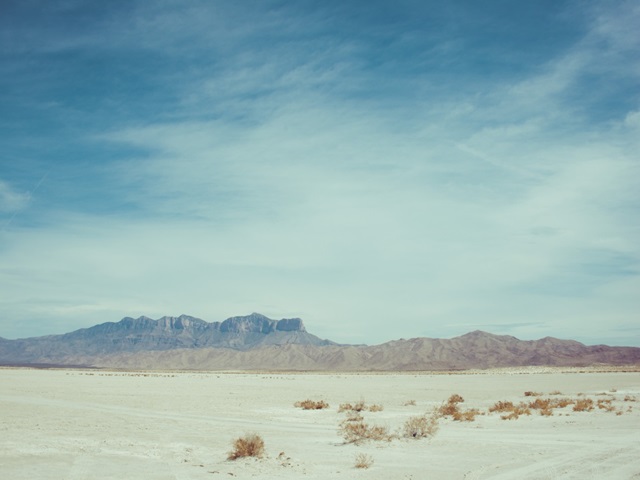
1;313;639;371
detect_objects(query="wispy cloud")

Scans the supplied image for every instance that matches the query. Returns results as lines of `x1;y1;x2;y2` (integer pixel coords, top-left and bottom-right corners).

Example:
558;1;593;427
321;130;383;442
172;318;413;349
0;1;638;346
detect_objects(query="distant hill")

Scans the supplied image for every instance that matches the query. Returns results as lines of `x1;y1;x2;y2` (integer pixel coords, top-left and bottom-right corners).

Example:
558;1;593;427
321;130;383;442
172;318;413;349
1;314;639;370
0;313;334;365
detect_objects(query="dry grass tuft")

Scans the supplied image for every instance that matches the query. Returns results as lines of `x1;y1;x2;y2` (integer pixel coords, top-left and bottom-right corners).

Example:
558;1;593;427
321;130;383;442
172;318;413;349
339;420;393;444
294;399;330;410
452;408;482;422
524;391;542;397
489;400;531;420
339;400;384;413
402;411;439;439
597;399;617;412
403;399;417;406
344;411;365;423
338;400;367;413
573;398;594;412
438;393;475;420
354;453;374;469
228;433;265;460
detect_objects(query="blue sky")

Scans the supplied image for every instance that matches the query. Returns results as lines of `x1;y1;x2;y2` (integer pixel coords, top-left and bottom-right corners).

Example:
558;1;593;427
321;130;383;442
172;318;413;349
1;0;639;346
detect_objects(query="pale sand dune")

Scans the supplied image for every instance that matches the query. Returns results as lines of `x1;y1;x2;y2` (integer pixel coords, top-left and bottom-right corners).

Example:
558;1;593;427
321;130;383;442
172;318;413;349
1;368;639;479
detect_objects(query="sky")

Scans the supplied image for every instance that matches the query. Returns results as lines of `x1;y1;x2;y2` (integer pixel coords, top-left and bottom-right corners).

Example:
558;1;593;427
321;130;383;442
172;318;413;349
1;0;639;346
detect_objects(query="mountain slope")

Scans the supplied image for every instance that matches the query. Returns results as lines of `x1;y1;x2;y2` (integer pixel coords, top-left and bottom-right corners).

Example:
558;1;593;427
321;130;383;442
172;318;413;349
1;315;639;370
84;332;640;371
0;313;334;364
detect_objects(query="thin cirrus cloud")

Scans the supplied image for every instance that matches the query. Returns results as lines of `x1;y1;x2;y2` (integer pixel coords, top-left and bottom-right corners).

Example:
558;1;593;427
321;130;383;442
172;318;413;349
0;1;638;346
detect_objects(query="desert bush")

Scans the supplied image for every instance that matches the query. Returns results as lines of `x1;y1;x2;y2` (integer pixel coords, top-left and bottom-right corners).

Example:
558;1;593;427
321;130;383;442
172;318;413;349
338;400;367;413
597;399;617;412
354;453;374;469
344;411;364;423
402;411;439;439
624;395;637;402
489;400;531;420
524;391;542;397
527;397;576;416
403;399;417;406
338;400;384;413
573;398;594;412
438;394;465;417
228;433;265;460
549;390;563;395
452;408;482;422
339;420;393;444
294;399;329;410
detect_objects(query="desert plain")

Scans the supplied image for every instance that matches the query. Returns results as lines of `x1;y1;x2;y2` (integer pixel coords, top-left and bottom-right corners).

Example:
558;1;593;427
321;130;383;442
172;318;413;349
1;367;639;479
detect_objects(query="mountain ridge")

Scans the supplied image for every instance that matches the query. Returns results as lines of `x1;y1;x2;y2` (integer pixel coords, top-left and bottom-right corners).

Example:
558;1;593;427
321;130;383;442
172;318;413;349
1;313;639;370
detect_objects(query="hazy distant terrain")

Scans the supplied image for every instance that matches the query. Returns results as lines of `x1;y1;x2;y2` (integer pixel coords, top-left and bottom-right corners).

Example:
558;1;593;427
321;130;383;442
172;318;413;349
1;313;639;370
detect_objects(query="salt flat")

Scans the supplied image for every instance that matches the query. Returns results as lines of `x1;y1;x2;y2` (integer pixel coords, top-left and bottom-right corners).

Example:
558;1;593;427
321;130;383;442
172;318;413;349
1;368;639;479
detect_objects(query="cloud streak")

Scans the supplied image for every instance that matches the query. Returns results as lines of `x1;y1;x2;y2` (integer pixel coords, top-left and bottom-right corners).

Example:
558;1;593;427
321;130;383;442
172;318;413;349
0;1;638;346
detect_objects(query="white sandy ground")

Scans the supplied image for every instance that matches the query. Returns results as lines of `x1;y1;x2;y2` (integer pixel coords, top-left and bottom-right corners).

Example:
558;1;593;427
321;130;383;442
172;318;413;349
1;368;639;479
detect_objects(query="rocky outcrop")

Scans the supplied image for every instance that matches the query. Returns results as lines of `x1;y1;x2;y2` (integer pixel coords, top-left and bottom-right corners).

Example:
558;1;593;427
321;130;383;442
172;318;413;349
0;313;333;364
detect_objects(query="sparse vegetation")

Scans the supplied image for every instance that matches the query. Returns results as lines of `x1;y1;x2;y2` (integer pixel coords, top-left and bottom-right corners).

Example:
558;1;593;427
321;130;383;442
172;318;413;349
486;392;629;420
354;453;374;469
403;399;417;406
338;400;367;413
343;411;364;423
489;401;532;420
294;399;329;410
438;394;464;417
228;433;265;460
524;391;542;397
573;398;594;412
339;419;393;444
437;393;479;421
339;400;384;413
402;411;439;439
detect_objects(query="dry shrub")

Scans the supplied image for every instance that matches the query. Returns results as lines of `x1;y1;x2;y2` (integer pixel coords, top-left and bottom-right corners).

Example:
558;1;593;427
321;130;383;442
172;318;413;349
624;395;637;402
452;408;481;422
524;391;542;397
339;400;367;413
354;453;374;469
573;398;594;412
228;433;265;460
339;420;393;444
489;400;531;420
438;394;465;418
597;399;616;412
549;390;563;395
294;399;329;410
339;400;384;413
403;399;417;406
402;411;439;439
527;397;576;416
344;411;364;423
